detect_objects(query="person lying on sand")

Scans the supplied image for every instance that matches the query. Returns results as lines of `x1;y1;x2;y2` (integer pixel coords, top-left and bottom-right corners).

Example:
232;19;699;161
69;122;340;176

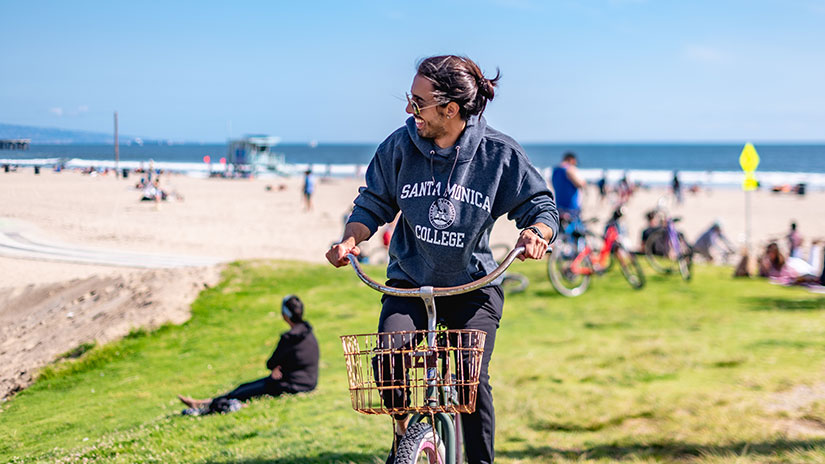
177;295;319;415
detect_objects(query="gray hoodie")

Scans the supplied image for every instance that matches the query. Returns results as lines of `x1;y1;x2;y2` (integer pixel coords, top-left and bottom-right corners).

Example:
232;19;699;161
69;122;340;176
348;115;559;287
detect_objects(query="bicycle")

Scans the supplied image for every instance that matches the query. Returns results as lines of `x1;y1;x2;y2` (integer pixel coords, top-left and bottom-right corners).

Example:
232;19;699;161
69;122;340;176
643;210;693;281
340;247;525;464
547;207;645;297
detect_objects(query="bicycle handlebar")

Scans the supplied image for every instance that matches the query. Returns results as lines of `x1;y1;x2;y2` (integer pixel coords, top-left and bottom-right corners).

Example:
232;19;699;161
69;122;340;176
346;246;526;298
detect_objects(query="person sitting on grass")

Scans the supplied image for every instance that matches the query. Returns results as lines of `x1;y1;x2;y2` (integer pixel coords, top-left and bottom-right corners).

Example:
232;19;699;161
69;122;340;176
177;295;319;415
640;210;660;253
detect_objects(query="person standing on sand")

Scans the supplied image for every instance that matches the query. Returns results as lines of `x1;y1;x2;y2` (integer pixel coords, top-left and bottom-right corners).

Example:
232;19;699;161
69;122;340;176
597;169;607;203
303;168;315;211
672;171;683;204
551;151;586;221
325;55;558;464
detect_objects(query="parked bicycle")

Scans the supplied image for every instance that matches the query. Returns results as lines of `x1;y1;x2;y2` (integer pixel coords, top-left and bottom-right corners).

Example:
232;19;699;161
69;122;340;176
643;207;693;280
340;247;525;464
547;207;645;297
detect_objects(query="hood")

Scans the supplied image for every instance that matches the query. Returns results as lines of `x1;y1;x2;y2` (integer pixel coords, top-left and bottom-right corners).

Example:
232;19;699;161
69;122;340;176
405;114;487;164
283;321;312;342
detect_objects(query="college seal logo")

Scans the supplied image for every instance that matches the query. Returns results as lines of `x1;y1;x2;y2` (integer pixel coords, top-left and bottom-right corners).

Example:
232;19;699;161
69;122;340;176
429;198;456;230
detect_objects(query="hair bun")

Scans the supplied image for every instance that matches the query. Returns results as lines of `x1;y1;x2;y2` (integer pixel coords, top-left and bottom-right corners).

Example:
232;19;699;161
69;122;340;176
416;55;499;118
478;77;494;99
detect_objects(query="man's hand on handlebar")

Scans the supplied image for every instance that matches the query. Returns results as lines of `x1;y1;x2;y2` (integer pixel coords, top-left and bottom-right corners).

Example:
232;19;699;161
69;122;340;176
327;222;371;267
326;239;361;268
516;226;550;261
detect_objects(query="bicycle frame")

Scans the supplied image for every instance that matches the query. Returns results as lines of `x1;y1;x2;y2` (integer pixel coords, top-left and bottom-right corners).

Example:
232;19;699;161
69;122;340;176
569;222;620;275
345;246;525;464
666;219;682;258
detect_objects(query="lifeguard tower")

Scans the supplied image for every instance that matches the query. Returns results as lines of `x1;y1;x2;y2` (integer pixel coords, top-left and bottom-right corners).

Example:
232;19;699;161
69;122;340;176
226;135;285;177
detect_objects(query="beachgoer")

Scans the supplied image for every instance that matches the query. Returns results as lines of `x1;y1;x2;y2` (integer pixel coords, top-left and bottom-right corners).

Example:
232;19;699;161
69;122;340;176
382;214;399;250
692;221;735;263
141;179;161;202
551;151;586;220
303;169;315;211
597;170;607;203
153;179;168;201
617;172;632;203
325;55;558;464
759;241;823;285
640;210;660;252
758;242;784;278
672;171;683;204
177;295;319;415
147;159;155;184
787;222;802;258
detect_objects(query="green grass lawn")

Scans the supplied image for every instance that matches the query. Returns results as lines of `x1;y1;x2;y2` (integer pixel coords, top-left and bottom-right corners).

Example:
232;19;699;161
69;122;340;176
2;259;825;463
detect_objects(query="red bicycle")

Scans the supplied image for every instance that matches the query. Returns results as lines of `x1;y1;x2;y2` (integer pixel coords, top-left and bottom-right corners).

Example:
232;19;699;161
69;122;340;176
547;206;645;297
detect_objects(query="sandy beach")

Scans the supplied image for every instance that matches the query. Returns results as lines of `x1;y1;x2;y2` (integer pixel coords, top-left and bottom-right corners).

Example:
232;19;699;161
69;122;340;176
1;169;824;398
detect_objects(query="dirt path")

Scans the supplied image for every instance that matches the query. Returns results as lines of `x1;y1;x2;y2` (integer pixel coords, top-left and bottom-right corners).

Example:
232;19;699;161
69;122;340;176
0;266;222;399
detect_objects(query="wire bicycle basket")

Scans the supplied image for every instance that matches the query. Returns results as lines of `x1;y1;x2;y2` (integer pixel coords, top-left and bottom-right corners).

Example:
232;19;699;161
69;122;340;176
341;328;486;415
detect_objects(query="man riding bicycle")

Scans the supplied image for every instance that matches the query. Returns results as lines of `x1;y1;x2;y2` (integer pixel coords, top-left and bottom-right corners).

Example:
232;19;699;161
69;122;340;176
326;55;558;464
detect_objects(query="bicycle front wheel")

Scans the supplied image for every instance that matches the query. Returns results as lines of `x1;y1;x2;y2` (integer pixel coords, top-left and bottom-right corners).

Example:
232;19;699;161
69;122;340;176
547;241;592;297
395;422;446;464
613;243;645;289
501;272;529;294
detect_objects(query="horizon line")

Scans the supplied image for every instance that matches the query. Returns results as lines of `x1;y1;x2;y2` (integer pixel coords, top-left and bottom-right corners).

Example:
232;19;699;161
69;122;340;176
18;139;825;146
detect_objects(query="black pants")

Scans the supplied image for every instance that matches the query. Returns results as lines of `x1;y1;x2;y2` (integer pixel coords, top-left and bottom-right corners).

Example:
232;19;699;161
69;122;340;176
377;280;503;464
215;376;295;403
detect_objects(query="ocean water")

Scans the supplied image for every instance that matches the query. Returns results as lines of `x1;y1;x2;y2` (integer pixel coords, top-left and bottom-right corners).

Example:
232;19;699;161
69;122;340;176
2;143;825;188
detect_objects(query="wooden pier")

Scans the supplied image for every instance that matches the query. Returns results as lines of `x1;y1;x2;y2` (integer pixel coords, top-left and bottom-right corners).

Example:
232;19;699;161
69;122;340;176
0;139;31;150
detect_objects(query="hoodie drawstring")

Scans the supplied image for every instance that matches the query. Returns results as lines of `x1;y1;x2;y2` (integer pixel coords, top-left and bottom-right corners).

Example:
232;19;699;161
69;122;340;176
430;145;462;198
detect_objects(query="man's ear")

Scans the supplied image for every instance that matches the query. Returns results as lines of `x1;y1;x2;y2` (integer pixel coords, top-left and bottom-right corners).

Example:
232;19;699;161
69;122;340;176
445;102;460;120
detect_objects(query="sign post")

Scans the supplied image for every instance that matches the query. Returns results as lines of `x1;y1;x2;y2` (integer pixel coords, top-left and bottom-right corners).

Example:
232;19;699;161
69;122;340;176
739;142;760;259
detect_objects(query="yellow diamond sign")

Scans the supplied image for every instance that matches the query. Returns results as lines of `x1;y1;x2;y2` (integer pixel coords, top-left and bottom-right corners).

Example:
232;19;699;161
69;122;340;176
739;142;760;172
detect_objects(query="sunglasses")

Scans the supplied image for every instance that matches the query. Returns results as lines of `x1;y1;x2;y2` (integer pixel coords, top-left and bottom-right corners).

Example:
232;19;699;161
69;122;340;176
406;92;441;116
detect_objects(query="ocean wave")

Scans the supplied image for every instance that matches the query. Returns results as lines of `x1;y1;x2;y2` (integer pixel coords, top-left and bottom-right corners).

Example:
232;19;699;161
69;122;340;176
2;158;824;189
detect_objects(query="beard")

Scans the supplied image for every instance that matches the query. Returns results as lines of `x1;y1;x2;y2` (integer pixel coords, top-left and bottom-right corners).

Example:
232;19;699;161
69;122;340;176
416;115;448;140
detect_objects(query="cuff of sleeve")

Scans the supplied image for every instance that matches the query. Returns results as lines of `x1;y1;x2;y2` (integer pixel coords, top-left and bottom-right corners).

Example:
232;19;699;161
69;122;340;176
347;208;381;236
534;217;559;245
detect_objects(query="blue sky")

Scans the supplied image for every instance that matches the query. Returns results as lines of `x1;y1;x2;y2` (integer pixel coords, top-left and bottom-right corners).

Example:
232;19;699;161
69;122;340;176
1;0;823;143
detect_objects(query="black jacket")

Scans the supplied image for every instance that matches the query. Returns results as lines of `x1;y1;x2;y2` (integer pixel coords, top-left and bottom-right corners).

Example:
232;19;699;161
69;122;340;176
266;321;319;392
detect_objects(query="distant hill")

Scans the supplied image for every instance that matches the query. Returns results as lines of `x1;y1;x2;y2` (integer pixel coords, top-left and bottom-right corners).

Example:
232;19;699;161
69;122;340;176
0;123;145;145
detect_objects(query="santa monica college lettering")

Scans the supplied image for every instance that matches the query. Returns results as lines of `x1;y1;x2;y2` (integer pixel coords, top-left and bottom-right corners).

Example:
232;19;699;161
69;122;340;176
414;225;465;247
401;180;491;249
400;181;492;212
